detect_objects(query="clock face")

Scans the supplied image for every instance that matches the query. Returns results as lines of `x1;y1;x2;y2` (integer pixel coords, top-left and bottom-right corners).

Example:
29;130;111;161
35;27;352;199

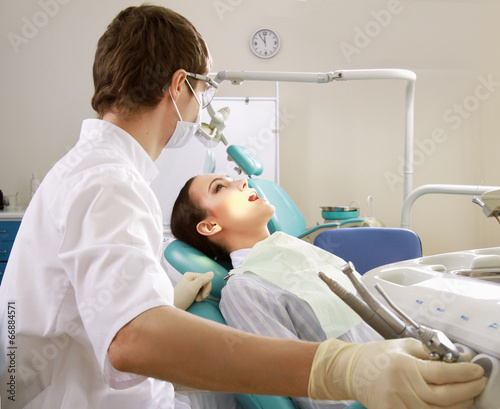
250;28;280;58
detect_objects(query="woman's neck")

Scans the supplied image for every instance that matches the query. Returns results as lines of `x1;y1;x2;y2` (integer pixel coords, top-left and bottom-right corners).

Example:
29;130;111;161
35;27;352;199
223;229;270;253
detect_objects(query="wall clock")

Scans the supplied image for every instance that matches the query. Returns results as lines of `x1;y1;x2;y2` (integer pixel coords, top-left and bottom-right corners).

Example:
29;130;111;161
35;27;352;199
250;28;280;58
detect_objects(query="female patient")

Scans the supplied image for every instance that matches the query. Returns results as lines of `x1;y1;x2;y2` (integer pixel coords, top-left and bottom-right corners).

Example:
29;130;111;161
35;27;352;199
170;174;381;344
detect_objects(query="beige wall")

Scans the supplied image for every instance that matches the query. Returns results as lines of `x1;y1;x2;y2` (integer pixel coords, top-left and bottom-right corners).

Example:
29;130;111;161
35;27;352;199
1;0;499;255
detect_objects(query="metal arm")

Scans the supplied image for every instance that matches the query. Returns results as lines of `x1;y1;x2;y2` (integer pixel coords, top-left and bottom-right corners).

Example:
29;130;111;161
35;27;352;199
214;69;416;201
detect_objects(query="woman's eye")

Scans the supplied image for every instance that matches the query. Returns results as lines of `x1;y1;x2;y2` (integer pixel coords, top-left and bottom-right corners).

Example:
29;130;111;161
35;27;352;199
215;183;225;193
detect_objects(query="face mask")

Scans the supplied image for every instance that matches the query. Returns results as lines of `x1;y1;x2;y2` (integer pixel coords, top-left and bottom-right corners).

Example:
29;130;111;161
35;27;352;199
164;87;202;149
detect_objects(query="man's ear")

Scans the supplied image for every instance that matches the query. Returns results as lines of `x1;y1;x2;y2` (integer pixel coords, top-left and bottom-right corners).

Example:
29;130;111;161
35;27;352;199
166;69;187;101
196;220;222;237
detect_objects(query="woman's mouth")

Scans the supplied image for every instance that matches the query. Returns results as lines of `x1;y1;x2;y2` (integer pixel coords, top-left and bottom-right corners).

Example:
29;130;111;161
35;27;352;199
248;190;259;202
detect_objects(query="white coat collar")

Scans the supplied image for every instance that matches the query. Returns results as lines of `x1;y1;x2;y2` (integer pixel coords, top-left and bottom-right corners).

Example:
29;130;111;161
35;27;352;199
80;119;159;184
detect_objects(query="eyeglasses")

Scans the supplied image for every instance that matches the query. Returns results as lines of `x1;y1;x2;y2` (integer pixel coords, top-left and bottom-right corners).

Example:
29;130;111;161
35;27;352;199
162;72;219;109
186;72;219;108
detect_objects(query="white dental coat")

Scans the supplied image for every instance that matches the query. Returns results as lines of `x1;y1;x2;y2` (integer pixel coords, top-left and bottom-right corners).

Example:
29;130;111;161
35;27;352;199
0;119;176;408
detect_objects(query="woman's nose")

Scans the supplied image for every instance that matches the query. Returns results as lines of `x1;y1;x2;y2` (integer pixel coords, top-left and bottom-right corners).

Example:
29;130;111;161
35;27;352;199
237;179;248;191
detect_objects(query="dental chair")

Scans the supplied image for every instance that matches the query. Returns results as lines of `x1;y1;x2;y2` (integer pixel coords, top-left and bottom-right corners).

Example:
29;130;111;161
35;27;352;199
226;145;364;242
313;227;422;275
165;240;367;409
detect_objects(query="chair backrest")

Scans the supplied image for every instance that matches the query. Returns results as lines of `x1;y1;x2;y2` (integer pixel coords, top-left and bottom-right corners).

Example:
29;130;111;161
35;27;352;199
248;178;307;237
313;227;422;275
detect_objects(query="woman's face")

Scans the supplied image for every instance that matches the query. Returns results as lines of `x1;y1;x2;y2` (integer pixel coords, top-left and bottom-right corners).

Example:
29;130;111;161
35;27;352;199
189;174;275;234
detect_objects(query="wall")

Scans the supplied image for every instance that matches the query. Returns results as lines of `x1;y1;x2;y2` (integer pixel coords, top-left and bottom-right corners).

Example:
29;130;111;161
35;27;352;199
1;0;499;255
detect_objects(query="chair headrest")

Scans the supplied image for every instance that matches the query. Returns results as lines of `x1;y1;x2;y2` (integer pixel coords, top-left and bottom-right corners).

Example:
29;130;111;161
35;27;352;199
164;239;230;299
227;145;264;177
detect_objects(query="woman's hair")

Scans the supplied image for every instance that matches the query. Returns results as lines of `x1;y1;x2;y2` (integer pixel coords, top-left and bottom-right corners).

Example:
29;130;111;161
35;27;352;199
170;177;230;261
91;5;211;119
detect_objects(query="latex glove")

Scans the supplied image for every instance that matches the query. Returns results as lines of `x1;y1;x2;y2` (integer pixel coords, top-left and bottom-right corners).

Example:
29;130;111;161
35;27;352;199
174;271;214;310
309;338;487;409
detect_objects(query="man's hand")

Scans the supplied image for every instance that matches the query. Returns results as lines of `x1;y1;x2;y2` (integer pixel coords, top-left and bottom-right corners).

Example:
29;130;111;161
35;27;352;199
174;271;214;310
309;337;487;409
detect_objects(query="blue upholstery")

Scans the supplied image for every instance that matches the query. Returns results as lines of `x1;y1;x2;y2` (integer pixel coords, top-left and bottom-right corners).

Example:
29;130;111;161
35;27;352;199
165;239;228;299
313;227;422;275
248;178;307;237
227;145;264;176
164;240;367;409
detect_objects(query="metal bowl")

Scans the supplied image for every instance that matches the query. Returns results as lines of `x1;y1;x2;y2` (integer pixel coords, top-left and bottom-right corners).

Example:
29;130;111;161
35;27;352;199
320;206;359;220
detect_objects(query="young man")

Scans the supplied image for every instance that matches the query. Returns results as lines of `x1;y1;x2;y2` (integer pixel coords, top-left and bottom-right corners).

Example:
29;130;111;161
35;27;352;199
0;6;487;409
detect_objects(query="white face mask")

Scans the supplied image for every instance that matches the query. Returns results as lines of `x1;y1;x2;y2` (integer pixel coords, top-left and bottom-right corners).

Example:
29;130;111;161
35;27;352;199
164;84;202;149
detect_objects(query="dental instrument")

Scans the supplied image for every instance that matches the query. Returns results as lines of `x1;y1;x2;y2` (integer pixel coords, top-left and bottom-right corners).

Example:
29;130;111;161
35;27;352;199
318;272;399;340
319;262;466;363
472;188;500;224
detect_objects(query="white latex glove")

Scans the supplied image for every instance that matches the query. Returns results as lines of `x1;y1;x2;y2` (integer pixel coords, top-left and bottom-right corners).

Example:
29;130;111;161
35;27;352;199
174;271;214;311
309;337;487;409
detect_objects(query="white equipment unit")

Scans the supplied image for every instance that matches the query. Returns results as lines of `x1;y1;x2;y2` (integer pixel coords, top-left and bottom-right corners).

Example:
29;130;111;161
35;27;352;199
363;249;500;409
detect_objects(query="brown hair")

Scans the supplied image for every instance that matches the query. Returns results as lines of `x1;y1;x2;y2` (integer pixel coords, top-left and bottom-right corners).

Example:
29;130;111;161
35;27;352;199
91;5;211;118
170;177;230;261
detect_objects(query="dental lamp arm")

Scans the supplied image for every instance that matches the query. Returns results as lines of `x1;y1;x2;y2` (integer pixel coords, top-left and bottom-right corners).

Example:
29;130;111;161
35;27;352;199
215;69;416;200
214;69;416;84
215;71;339;85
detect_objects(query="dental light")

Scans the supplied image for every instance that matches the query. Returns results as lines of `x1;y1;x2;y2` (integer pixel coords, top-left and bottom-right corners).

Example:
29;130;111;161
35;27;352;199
197;104;230;147
196;103;231;173
214;69;417;200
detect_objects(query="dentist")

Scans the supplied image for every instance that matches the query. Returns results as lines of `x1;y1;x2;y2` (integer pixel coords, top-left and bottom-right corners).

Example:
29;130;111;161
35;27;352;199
0;5;486;409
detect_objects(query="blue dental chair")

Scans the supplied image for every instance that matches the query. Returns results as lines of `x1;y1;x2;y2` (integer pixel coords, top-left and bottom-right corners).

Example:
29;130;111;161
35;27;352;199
226;145;364;241
165;240;367;409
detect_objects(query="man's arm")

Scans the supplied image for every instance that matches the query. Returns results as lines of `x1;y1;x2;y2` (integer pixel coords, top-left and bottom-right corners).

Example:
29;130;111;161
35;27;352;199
108;305;319;397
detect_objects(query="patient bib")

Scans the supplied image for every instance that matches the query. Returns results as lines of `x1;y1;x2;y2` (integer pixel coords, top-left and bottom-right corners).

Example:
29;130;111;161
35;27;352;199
230;232;362;339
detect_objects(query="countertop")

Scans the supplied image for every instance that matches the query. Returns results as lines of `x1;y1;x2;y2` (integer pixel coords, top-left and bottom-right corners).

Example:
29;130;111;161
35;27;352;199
0;207;26;219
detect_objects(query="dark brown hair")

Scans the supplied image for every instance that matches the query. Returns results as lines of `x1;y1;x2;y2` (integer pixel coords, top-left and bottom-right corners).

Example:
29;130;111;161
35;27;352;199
91;5;211;118
170;177;230;261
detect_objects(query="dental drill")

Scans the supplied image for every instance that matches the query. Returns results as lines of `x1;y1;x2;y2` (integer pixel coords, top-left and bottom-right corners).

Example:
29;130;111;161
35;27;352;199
319;262;467;363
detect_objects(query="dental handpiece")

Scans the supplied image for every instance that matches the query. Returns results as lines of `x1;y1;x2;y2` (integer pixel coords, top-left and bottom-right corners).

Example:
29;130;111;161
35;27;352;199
318;272;400;339
334;261;465;363
341;262;418;339
374;282;467;363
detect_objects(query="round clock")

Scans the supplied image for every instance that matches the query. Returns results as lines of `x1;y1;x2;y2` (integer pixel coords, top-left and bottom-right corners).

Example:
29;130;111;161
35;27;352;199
250;28;280;59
